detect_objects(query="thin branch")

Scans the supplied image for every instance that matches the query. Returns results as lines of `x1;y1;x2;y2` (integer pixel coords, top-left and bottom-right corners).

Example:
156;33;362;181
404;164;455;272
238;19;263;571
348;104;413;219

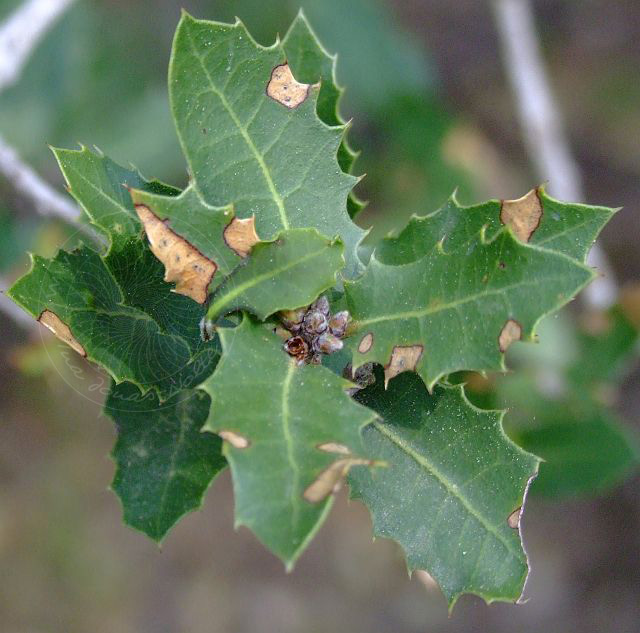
492;0;617;308
0;0;76;92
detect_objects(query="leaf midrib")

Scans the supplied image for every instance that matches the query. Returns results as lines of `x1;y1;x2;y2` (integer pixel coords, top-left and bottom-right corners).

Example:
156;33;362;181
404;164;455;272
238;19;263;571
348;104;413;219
208;242;335;317
184;24;290;231
371;419;520;561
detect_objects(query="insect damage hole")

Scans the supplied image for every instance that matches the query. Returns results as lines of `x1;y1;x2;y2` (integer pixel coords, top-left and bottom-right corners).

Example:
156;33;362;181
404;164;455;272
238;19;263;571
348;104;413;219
266;63;311;108
38;310;86;356
135;204;216;304
384;345;423;387
223;216;260;257
500;188;543;243
498;319;522;353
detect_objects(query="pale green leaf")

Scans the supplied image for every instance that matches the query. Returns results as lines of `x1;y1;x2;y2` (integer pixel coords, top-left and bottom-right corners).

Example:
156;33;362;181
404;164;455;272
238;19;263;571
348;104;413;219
199;315;377;568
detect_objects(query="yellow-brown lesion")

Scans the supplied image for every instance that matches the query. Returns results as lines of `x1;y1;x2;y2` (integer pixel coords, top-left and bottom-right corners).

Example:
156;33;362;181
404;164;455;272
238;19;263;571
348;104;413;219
498;319;522;353
303;456;373;503
38;310;86;356
135;204;217;304
266;63;311;109
223;216;260;257
500;188;543;243
384;344;423;387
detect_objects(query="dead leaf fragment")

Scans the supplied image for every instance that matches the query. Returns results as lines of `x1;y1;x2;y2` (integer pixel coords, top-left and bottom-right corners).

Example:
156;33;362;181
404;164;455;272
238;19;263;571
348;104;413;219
498;319;522;353
500;188;543;242
135;204;216;304
218;431;250;449
38;310;86;356
507;507;521;529
304;457;372;503
358;332;374;354
266;63;310;108
384;345;423;387
223;216;260;257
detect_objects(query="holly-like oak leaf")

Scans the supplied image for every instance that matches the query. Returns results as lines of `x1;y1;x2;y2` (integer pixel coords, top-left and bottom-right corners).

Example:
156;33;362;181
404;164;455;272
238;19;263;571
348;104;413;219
169;12;365;277
198;315;378;568
206;228;344;321
346;227;594;389
376;188;616;265
350;367;540;608
106;381;226;542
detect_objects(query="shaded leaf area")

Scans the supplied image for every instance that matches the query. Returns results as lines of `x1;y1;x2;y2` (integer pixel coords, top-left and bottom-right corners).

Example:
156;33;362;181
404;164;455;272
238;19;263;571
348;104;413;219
207;229;344;321
199;316;377;568
346;229;593;389
350;367;539;608
169;13;365;276
9;149;218;398
376;188;615;265
106;381;226;542
52;146;179;249
282;11;364;217
468;306;640;498
9;239;215;398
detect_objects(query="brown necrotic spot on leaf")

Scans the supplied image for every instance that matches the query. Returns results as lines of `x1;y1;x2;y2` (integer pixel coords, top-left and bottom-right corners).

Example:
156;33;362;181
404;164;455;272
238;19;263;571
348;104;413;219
303;457;372;503
223;216;260;257
507;507;522;529
498;319;522;353
38;310;86;356
384;345;424;387
318;442;351;455
266;63;311;109
135;204;216;304
358;332;374;354
500;188;543;243
218;431;250;449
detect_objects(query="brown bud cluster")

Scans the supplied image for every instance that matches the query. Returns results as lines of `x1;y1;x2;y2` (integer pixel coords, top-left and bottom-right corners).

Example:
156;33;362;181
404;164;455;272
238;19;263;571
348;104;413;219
279;296;350;365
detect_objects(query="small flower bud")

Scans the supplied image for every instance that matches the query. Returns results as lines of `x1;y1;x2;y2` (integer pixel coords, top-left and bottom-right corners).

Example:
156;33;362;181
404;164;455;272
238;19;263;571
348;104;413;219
279;308;306;332
312;295;330;315
328;310;350;337
315;332;343;354
303;309;328;335
283;336;308;362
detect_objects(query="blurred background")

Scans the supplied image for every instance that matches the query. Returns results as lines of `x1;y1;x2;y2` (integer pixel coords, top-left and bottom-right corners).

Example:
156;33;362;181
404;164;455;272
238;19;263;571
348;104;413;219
0;1;638;631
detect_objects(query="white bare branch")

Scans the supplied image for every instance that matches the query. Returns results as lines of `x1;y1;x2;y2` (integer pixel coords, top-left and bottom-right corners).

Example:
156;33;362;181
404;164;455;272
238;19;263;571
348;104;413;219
492;0;617;308
0;0;76;92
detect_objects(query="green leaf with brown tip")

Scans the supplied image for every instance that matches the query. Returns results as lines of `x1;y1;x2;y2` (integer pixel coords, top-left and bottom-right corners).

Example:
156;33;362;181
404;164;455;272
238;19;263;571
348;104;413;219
199;315;377;568
350;367;540;608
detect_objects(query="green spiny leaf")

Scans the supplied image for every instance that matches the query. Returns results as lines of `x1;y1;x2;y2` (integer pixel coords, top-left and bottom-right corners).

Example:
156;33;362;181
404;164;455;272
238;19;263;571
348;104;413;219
52;145;179;248
345;228;594;389
169;12;365;276
199;315;377;568
350;367;540;608
206;229;344;321
376;188;616;265
106;381;226;542
282;11;365;218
